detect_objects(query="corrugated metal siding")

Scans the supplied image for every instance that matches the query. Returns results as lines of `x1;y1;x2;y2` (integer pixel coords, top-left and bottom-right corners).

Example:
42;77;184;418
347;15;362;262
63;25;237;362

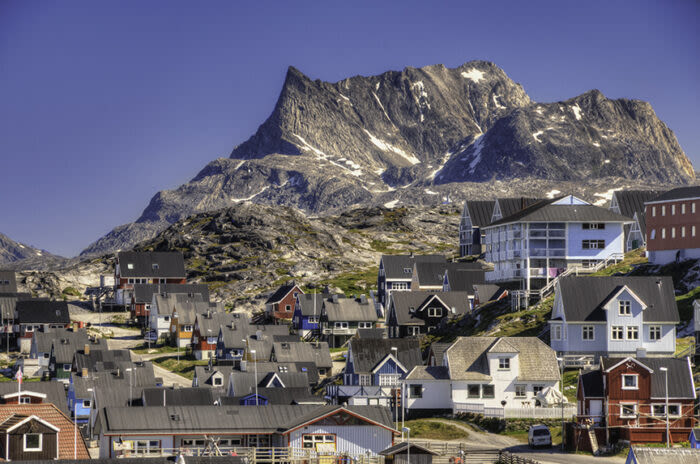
290;426;393;455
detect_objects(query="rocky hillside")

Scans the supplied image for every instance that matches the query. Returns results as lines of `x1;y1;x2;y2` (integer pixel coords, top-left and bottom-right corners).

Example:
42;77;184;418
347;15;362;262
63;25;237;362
81;60;694;256
0;232;67;270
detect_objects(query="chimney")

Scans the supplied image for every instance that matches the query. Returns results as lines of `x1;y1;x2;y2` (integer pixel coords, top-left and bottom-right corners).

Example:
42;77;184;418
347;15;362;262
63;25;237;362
360;294;367;304
73;322;79;332
332;294;339;304
240;360;247;372
256;330;263;341
81;368;88;378
84;344;90;355
409;251;414;258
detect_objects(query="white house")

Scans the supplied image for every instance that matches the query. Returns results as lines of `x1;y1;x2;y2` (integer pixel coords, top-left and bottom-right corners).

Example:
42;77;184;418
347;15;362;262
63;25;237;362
549;276;679;361
404;337;562;416
483;195;632;292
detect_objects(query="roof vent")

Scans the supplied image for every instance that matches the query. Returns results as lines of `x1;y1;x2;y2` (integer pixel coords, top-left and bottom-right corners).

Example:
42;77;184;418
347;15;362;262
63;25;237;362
332;294;339;304
360;294;367;304
170;414;180;421
281;343;290;349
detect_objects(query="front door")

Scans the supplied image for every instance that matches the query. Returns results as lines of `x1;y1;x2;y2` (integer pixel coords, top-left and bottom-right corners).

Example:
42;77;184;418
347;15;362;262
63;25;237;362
589;400;602;424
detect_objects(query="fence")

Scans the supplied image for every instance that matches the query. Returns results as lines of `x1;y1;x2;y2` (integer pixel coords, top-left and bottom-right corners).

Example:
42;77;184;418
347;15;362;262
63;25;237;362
497;451;541;464
453;403;576;419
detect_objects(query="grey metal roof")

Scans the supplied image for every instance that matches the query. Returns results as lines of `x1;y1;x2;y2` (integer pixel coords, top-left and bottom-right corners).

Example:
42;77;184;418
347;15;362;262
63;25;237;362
356;328;387;339
495;197;543;220
225;387;323;405
405;366;450;380
464;201;496;228
380;442;440;456
443;268;485;292
16;300;70;324
323;296;377;322
229;371;310;397
0;293;30;319
390;291;471;326
428;343;451;366
73;349;134;373
196;312;246;338
296;293;327;316
415;262;482;287
133;283;210;304
601;357;694;398
445;337;559;382
34;327;95;354
272;341;332;369
557;276;679;323
473;284;509;303
27;458;247;464
579;370;604;398
647;186;700;203
628;447;700;464
381;254;445;280
193;365;236;389
611;190;664;219
53;337;106;364
0;271;17;293
117;251;186;278
348;338;423;374
265;282;302;304
489;199;633;227
141;387;217;406
0;381;69;415
72;366;157;400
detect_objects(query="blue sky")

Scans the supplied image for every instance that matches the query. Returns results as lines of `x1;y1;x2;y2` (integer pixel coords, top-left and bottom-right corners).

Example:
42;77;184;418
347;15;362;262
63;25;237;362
0;0;698;257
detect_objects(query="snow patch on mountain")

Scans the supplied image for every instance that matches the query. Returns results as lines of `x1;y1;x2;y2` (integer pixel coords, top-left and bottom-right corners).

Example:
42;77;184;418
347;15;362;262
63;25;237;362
461;69;485;83
363;130;420;165
571;104;583;120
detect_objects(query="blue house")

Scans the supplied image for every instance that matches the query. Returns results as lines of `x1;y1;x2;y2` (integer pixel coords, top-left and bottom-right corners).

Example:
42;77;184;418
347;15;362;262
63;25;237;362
549;276;679;362
327;338;422;408
292;293;326;337
690;428;700;449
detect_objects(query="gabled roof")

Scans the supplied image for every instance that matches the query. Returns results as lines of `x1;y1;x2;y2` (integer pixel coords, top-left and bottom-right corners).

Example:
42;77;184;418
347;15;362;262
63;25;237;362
381;254;446;280
445;337;559;382
225;387;322;406
265;282;302;304
0;271;17;293
556;276;679;323
428;343;451;366
196;312;246;338
405;365;450;380
0;404;90;459
0;292;31;319
380;442;440;456
193;365;235;389
348;338;422;374
323;296;377;322
390;291;471;326
488;197;633;227
73;349;134;373
141;387;217;406
228;371;310;396
611;190;664;218
474;284;509;303
495;197;543;220
443;268;485;292
133;283;210;304
273;341;332;369
0;382;69;415
16;300;70;324
600;357;695;398
117;251;186;278
33;327;93;354
628;446;700;464
296;293;327;316
356;328;387;339
463;201;496;228
53;337;106;364
415;262;483;287
646;186;700;203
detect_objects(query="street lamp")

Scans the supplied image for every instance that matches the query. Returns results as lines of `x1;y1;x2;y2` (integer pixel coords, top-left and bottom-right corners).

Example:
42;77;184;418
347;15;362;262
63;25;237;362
660;367;669;448
556;357;565;451
402;427;410;464
391;347;398;428
250;349;258;406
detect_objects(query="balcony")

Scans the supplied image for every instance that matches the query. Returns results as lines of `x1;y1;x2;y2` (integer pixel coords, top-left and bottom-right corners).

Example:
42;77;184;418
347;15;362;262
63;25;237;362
529;248;566;257
486;269;523;282
322;327;355;336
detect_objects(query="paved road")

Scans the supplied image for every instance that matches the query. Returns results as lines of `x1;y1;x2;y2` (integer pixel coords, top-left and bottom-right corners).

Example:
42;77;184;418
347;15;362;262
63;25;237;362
503;444;626;464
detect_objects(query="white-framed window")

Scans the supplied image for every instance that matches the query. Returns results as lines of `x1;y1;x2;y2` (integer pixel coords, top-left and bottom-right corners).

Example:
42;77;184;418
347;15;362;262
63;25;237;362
334;321;348;329
482;385;495;398
358;322;372;329
63;364;71;371
650;229;656;240
693;226;697;237
379;374;399;386
652;404;681;417
392;282;409;290
134;440;161;454
582;325;595;340
620;403;637;418
622;374;638;390
428;307;443;317
183;325;193;332
661;228;666;239
693;202;696;214
127;263;134;270
627;326;639;340
213;377;223;386
533;385;545;396
682;226;686;238
19;397;30;404
552;324;562;341
498;358;510;370
407;326;420;336
515;384;527;398
278;365;288;373
582;239;605;249
652;206;656;217
671;227;676;238
649;325;662;340
152;263;159;270
668;404;681;417
671;204;676;215
619;300;631;315
359;374;371;386
23;433;42;451
284;304;292;312
682;203;686;214
410;384;423;398
661;205;666;216
83;400;91;408
467;384;481;398
307;316;318;324
302;434;335;448
611;326;624;340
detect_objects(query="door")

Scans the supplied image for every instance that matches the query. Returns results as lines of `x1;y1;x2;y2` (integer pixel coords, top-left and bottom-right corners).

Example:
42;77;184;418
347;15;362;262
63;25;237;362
589;400;602;424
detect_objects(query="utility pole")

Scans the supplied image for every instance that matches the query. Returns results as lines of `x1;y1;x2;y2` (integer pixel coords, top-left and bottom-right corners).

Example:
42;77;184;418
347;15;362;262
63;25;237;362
660;366;669;447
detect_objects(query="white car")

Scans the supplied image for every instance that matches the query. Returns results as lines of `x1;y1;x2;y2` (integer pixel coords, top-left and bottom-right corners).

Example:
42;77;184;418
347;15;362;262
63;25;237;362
528;425;552;448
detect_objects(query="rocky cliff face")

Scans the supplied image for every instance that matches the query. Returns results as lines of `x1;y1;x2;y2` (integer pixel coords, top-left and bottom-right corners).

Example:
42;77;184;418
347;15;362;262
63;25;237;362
81;61;694;256
0;232;67;270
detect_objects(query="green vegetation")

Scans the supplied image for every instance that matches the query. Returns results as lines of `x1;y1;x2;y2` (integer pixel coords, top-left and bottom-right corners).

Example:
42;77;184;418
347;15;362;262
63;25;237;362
152;355;208;380
317;266;378;296
132;344;180;355
402;419;469;440
676;286;700;322
61;287;81;297
675;336;694;357
591;248;648;276
492;297;553;337
562;369;579;402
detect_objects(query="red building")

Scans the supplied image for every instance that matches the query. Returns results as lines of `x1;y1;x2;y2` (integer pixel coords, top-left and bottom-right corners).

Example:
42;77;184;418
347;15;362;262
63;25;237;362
265;283;303;322
114;252;187;308
645;187;700;264
576;357;696;450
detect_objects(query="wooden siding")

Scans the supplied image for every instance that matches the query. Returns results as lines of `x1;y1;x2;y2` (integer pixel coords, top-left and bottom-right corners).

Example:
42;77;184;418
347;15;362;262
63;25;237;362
1;421;58;461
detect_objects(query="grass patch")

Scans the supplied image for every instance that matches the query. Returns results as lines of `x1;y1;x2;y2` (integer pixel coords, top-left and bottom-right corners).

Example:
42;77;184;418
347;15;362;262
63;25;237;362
491;296;554;337
132;344;181;355
591;248;648;276
677;286;700;322
402;419;469;440
562;369;579;402
62;287;81;297
152;355;208;380
675;336;695;357
318;266;378;296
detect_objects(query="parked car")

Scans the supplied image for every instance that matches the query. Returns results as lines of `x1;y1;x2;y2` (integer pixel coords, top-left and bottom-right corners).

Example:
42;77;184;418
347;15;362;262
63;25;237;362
528;425;552;448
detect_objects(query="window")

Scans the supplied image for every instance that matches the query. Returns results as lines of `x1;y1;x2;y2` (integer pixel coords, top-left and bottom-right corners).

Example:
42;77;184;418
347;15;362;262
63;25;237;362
213;377;223;386
482;385;495;398
23;433;42;451
582;240;605;249
307;316;319;324
83;400;91;408
428;307;443;318
619;300;631;315
652;206;656;217
620;403;637;418
379;374;399;386
515;384;527;398
410;385;423;398
303;434;335;448
671;227;676;239
582;325;595;340
407;326;420;336
682;226;686;238
661;205;666;216
533;385;545;396
403;268;412;274
652;404;665;416
63;364;71;371
127;263;134;270
622;374;638;390
661;228;666;239
334;322;348;329
498;358;510;370
583;223;605;230
359;374;371;386
693;203;696;214
671;205;676;215
392;282;409;290
468;384;481;398
284;305;291;312
552;325;562;341
667;404;681;417
650;229;656;240
152;263;159;270
278;365;288;373
649;325;662;340
182;439;194;446
682;203;686;214
627;326;639;340
19;397;30;404
694;226;697;237
611;326;624;340
183;325;193;332
358;322;372;329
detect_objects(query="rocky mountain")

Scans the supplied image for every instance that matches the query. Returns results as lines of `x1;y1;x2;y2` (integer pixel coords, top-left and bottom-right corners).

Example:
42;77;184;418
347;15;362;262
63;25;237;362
0;232;67;270
81;60;694;256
